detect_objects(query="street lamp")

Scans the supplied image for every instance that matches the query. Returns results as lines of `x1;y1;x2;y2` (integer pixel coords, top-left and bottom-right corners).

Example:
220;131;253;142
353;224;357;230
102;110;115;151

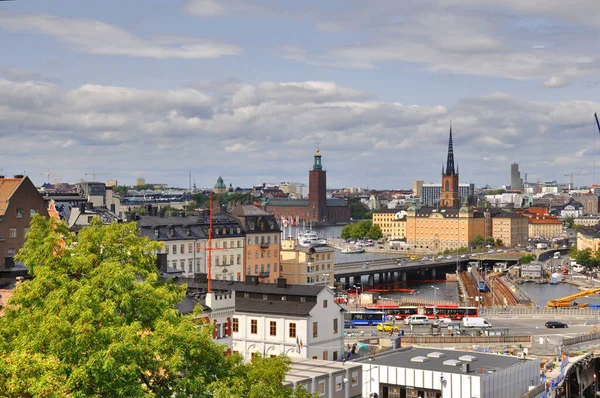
322;273;330;286
430;285;439;300
353;284;361;308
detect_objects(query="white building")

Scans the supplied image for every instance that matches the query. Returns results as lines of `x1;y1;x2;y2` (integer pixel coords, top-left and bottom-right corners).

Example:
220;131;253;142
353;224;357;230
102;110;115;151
421;183;474;206
208;279;344;362
284;358;363;398
355;347;540;398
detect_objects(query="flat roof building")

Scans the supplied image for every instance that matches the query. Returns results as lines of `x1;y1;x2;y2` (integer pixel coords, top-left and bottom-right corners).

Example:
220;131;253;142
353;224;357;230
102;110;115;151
354;346;540;398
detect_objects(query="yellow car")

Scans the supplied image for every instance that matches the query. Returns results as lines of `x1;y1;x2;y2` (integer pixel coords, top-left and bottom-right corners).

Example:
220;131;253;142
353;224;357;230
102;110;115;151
409;255;419;260
377;322;401;332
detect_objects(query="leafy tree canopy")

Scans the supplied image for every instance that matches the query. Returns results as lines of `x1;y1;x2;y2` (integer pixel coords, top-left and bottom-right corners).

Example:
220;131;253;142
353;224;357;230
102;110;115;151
341;221;372;240
0;216;303;397
473;235;485;248
348;197;371;220
520;254;535;264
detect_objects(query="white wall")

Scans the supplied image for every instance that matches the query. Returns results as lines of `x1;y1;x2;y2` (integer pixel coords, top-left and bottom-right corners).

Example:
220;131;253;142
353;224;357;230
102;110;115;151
160;238;206;277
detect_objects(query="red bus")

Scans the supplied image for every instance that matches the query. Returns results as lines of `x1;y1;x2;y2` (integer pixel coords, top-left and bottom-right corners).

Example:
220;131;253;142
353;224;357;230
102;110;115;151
365;304;478;320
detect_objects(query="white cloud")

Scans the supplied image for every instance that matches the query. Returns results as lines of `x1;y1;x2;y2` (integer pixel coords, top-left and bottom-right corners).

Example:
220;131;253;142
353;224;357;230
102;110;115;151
0;11;242;59
543;76;568;88
0;77;598;188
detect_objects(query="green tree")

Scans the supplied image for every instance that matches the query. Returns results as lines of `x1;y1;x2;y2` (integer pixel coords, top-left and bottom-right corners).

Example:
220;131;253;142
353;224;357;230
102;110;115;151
0;216;298;397
565;216;575;229
348;197;370;220
485;237;495;247
366;224;383;240
495;239;503;248
520;254;535;264
473;235;485;248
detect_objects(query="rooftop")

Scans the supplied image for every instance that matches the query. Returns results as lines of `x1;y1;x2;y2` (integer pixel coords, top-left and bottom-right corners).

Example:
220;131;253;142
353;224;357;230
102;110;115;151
0;177;24;216
354;347;535;376
284;358;361;387
176;278;329;297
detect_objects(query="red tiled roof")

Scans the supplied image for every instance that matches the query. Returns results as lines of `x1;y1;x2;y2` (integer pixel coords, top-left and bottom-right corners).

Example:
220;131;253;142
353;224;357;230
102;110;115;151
0;178;23;216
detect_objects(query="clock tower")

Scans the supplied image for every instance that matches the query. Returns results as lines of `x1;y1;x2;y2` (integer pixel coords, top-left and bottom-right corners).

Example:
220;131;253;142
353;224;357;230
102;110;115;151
440;126;460;208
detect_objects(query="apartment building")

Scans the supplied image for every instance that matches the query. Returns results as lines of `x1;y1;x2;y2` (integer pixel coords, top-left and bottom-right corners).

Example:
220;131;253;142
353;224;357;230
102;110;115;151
491;211;528;247
372;210;407;240
280;238;335;286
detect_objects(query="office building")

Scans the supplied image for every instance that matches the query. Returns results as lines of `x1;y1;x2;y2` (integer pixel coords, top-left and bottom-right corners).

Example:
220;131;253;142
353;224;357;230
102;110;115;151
510;163;524;192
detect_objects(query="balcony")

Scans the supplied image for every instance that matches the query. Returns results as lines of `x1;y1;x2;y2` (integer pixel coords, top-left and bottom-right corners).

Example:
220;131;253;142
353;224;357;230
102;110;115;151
258;272;270;278
260;243;269;249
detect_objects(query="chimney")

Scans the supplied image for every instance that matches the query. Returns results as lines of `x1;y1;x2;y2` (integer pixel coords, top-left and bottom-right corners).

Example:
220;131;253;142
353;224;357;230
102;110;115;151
155;253;168;273
79;203;86;213
13;174;24;179
461;363;470;373
276;277;287;288
0;175;4;179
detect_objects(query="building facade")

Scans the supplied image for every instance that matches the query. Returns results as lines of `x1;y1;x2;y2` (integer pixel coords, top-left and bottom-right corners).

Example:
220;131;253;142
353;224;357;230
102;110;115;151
284;359;363;398
577;226;600;253
413;180;424;197
0;175;49;268
491;211;528;247
510;163;524;192
280;239;335;286
372;210;407;240
231;205;281;284
572;195;599;215
421;184;475;207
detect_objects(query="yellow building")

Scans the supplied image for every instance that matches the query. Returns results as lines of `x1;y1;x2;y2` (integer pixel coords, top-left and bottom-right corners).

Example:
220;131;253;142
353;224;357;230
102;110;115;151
405;203;490;253
491;211;529;247
279;239;334;286
528;217;563;239
372;210;407;239
576;226;600;252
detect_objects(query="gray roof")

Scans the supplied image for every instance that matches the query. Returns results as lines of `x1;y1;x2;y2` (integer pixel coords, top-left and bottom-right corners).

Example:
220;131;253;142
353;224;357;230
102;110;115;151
413;206;486;218
137;215;244;241
354;347;533;376
231;205;271;216
176;278;328;297
235;297;317;316
269;200;309;207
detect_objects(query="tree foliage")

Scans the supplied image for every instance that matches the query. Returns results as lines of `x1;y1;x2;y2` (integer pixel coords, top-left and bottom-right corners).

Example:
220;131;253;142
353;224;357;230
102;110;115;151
565;216;575;230
473;235;485;248
341;221;374;239
348;197;371;220
0;216;301;397
519;254;535;264
569;248;600;269
366;224;383;240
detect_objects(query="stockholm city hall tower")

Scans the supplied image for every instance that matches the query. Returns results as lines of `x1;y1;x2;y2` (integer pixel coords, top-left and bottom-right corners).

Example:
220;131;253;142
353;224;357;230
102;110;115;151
440;126;460;207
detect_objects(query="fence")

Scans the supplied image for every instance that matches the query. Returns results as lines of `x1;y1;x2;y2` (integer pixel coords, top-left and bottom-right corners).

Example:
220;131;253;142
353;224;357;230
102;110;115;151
404;334;532;345
482;306;600;317
563;331;600;346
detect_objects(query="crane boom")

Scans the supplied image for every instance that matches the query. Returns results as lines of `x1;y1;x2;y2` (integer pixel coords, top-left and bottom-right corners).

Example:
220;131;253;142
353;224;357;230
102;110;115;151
547;287;600;307
595;113;600;135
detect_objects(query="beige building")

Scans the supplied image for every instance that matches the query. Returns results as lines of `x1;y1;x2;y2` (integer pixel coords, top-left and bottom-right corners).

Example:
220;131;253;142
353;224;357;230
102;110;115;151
280;239;334;286
528;216;563;239
574;216;600;227
135;177;146;186
577;226;600;252
372;210;407;239
573;195;599;215
405;203;490;253
413;180;424;197
491;211;528;247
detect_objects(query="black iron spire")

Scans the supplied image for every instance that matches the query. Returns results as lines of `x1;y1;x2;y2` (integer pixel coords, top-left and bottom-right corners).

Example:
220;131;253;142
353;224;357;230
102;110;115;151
444;125;455;176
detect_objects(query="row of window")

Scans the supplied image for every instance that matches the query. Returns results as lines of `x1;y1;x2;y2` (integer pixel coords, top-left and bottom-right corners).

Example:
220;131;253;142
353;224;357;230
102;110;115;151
247;263;278;274
247;235;279;245
15;208;38;219
215;255;242;266
307;263;332;273
232;318;338;338
247;249;278;259
6;227;29;240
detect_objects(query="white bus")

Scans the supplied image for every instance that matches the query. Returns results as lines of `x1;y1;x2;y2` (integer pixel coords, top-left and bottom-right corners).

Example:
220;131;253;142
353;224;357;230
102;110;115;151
553;252;561;259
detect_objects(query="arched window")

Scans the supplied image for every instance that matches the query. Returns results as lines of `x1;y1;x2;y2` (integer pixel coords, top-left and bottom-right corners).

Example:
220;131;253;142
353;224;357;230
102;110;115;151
445;180;450;191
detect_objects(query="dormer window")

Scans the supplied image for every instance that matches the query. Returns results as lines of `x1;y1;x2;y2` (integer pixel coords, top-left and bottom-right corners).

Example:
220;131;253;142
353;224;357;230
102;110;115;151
186;226;191;236
169;226;175;237
222;228;226;235
268;220;274;229
154;228;159;238
237;227;241;234
248;221;255;231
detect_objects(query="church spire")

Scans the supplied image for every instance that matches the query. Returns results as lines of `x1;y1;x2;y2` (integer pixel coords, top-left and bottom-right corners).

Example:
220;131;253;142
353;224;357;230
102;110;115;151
444;125;455;176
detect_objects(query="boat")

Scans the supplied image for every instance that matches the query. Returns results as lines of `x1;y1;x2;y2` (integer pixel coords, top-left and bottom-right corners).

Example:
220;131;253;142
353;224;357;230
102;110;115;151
298;229;327;247
341;246;365;254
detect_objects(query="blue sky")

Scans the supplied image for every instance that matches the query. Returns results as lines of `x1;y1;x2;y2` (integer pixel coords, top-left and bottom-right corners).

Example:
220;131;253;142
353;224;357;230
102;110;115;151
1;0;599;189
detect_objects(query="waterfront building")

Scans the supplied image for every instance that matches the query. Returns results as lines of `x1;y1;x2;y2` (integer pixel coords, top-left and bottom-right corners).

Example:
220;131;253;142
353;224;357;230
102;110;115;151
521;262;544;279
280;238;334;287
265;147;350;224
372;210;407;240
231;205;281;284
0;175;49;268
355;346;540;398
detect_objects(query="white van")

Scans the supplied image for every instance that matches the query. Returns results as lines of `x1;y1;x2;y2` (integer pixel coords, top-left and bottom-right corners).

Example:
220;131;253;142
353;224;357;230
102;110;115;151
404;315;429;325
462;317;492;328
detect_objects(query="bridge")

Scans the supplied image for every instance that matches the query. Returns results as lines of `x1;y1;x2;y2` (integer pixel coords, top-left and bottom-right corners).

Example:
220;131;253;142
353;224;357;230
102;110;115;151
333;253;522;288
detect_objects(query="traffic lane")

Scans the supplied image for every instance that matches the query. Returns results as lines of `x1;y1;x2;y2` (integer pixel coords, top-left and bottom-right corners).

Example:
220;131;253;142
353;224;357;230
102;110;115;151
491;318;598;335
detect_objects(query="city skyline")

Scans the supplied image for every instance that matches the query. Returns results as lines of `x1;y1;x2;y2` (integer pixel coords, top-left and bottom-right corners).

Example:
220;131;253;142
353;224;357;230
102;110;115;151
1;1;600;189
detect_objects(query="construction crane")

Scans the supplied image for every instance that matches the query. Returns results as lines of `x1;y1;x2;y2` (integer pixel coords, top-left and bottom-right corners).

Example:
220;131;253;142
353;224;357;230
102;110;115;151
547;287;600;307
564;172;585;188
40;170;57;184
85;171;102;182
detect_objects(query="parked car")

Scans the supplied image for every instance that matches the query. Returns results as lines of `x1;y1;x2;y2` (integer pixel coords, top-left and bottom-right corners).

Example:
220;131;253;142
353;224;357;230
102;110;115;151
344;320;355;329
377;322;401;332
432;318;453;327
437;255;444;259
545;321;568;329
404;315;429;325
446;256;452;259
460;254;467;258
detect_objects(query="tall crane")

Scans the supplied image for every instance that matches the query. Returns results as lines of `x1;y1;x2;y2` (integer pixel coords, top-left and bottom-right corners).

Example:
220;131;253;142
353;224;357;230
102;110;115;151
564;172;585;188
547;287;600;307
40;170;57;184
85;171;102;182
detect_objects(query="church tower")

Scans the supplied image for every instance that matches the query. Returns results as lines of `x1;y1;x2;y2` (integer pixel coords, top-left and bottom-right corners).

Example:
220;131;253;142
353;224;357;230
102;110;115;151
308;146;327;222
440;126;460;207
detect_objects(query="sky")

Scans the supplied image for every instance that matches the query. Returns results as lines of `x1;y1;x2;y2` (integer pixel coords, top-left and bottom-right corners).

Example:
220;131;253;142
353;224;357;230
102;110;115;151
1;0;600;190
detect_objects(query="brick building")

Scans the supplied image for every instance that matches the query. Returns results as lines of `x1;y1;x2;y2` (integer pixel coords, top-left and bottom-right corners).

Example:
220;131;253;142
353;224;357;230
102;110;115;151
265;148;350;224
0;175;49;268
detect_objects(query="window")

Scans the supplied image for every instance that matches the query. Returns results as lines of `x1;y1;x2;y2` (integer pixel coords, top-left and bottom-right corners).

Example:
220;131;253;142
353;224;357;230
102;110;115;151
30;209;38;216
237;254;241;264
223;241;227;249
300;297;306;302
333;318;338;334
172;244;176;255
250;320;258;334
180;244;185;254
7;248;15;257
317;380;326;396
16;208;24;218
9;228;16;239
269;321;277;336
230;255;234;265
254;264;258;273
261;236;264;244
267;250;271;258
255;237;259;245
313;321;318;338
215;257;220;266
180;259;185;269
274;263;278;272
274;235;278;244
255;251;259;259
323;300;328;308
23;227;29;236
237;240;241;248
262;294;268;300
248;252;251;259
335;376;342;391
351;371;358;386
188;243;193;253
267;236;271;244
289;323;296;338
188;259;192;273
172;260;177;269
232;318;239;333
